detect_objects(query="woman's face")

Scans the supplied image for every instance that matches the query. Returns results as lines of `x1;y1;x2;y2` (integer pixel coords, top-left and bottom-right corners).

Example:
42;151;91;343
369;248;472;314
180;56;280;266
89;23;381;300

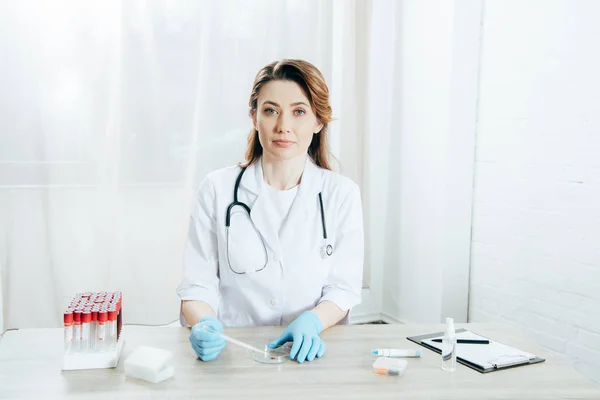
253;80;323;163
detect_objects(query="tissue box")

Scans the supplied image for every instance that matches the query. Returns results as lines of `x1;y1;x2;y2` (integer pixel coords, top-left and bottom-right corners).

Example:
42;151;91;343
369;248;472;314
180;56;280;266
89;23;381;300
124;346;174;384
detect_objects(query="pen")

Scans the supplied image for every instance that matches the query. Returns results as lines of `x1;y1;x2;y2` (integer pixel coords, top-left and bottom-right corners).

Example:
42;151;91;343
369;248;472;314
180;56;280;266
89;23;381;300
432;339;489;344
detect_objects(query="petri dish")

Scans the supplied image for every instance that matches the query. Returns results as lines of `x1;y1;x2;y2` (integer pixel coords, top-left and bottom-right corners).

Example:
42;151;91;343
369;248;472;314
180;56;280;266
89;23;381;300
252;343;292;364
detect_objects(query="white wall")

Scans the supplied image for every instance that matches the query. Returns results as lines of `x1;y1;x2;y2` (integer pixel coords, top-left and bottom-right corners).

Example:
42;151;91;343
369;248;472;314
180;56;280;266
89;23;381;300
0;258;3;334
470;0;600;384
379;0;480;324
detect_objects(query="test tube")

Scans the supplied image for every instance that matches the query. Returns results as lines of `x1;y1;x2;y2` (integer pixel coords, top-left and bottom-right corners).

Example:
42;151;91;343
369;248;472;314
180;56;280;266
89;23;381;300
97;310;107;351
73;310;82;352
107;307;117;349
63;311;74;353
90;308;98;352
81;311;91;352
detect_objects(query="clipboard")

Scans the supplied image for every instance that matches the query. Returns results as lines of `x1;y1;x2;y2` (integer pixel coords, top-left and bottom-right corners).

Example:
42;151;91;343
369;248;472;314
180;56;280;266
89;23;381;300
407;329;546;373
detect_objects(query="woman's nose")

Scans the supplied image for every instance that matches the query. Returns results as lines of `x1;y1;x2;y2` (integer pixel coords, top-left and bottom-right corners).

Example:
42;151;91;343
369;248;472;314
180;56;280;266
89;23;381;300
276;114;292;133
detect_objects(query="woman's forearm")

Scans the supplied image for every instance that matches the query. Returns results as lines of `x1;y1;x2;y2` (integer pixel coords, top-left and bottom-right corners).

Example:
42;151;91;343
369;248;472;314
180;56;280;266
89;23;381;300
181;300;217;326
312;300;348;330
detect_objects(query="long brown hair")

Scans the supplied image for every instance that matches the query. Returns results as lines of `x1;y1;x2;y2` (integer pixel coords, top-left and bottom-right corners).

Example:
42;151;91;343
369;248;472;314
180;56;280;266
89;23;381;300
244;59;334;170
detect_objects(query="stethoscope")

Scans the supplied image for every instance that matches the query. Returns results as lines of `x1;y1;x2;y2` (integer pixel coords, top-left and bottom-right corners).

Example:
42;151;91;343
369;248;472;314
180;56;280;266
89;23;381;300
225;166;333;275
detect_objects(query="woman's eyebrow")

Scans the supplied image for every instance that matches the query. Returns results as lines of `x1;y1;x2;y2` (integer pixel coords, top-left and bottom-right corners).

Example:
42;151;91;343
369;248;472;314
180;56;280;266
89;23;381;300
262;100;280;107
262;100;309;108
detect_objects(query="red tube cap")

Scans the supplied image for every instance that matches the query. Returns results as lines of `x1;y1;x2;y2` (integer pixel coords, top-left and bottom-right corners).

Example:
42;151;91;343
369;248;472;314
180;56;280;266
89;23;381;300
98;310;108;323
82;311;92;323
64;311;73;325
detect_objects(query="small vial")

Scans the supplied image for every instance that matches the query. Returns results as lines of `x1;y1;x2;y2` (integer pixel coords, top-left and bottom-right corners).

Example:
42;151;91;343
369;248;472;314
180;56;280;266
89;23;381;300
81;311;91;352
90;309;98;352
63;311;74;353
97;310;107;351
107;307;118;349
441;317;457;372
73;310;82;353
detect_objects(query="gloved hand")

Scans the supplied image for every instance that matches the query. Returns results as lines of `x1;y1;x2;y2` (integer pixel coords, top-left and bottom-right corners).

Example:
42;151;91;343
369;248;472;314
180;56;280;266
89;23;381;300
268;311;325;363
189;316;226;361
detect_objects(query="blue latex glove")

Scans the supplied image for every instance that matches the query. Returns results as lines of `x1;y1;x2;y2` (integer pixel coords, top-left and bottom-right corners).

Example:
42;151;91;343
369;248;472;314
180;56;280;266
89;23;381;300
189;316;226;361
268;311;325;363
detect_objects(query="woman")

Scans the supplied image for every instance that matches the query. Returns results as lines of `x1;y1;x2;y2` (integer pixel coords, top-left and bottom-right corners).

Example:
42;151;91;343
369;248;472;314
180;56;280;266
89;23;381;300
177;59;364;364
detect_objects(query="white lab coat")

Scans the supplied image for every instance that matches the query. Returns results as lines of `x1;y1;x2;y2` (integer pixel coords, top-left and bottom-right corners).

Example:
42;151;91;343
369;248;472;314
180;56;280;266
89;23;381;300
177;156;364;327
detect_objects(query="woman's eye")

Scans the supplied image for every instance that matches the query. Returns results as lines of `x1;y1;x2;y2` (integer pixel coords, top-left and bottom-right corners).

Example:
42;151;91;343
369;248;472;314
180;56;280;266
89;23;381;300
264;108;277;115
294;109;306;116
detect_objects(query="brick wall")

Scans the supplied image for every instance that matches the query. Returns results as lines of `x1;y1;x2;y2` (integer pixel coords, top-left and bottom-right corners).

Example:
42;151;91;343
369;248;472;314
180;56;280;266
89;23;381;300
469;0;600;384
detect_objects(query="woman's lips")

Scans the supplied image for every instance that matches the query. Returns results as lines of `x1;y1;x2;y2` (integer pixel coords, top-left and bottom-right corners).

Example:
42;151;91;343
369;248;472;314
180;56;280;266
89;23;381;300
273;140;294;148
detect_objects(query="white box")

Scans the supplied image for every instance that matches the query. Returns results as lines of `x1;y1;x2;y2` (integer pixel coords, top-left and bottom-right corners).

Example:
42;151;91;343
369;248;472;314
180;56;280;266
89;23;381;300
124;346;174;384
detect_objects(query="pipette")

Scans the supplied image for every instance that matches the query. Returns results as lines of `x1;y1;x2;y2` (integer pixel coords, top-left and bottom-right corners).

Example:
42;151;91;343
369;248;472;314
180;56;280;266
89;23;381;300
201;326;270;356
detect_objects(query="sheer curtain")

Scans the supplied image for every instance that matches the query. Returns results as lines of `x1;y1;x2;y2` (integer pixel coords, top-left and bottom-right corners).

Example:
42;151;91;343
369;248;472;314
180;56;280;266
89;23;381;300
0;0;374;329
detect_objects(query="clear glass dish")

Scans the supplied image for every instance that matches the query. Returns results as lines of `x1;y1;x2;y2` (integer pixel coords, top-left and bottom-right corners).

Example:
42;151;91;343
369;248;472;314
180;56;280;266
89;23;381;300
252;343;292;364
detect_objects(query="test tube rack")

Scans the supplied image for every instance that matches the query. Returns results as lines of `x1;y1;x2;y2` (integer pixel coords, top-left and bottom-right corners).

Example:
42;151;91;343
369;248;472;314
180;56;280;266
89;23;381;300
62;291;125;371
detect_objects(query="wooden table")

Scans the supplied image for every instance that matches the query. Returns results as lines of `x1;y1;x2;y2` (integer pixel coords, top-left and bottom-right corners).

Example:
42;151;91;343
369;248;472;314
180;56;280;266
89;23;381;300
1;323;599;399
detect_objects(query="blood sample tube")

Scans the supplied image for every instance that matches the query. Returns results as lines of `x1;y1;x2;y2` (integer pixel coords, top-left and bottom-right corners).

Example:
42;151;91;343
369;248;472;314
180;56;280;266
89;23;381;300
90;308;98;351
64;311;74;353
107;307;117;349
97;310;108;351
81;311;91;352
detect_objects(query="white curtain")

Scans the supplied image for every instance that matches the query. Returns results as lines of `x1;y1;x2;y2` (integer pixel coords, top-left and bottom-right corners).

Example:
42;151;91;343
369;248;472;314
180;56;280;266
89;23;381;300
0;0;375;329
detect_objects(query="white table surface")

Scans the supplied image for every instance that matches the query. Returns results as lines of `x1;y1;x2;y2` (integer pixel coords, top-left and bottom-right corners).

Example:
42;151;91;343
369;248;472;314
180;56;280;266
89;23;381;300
1;323;599;399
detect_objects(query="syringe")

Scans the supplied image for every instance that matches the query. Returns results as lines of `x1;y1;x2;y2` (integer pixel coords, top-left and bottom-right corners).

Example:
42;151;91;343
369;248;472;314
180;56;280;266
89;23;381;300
201;326;270;356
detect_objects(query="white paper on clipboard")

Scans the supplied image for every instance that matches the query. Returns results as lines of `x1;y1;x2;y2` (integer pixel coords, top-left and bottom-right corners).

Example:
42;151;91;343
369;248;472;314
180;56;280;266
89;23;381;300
423;331;537;370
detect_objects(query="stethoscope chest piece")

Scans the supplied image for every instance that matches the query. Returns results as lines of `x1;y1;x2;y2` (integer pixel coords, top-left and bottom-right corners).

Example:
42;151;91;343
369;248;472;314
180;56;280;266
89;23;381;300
320;241;334;259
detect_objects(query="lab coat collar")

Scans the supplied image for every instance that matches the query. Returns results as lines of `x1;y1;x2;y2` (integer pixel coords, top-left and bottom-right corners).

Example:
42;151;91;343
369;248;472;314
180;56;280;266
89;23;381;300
239;155;324;199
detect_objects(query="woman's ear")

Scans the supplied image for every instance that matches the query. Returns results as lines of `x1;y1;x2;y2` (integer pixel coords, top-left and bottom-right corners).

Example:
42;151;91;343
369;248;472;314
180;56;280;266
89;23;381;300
251;110;258;130
314;121;324;134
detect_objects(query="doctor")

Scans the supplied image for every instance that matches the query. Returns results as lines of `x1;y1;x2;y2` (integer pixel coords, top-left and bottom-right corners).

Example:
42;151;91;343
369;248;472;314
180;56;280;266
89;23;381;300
177;59;364;364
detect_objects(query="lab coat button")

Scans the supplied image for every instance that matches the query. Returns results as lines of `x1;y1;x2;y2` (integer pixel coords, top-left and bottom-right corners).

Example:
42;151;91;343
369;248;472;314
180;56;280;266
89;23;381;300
269;299;279;306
